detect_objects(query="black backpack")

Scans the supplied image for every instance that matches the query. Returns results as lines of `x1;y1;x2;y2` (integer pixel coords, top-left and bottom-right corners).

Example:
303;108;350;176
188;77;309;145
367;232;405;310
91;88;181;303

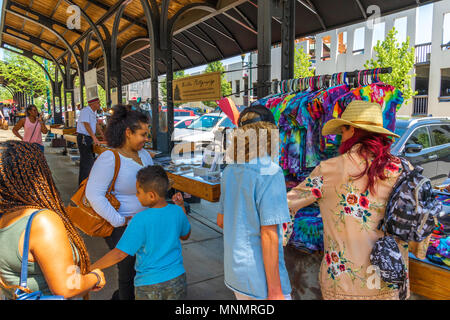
377;157;442;242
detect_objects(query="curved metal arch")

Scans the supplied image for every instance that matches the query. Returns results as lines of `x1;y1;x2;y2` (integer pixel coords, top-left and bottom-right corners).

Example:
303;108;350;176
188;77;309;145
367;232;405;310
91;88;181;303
111;2;130;66
1;46;54;84
0;84;16;96
5;7;82;78
2;33;65;81
167;3;216;37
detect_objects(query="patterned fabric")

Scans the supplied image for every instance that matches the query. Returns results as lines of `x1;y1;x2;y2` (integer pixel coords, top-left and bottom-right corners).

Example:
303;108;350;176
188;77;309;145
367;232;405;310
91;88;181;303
134;273;187;300
286;145;430;300
380;158;443;242
370;236;407;300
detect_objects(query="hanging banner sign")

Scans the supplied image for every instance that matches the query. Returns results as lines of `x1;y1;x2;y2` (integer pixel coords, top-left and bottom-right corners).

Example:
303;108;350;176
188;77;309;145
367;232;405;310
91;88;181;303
84;68;99;101
74;87;81;104
173;72;221;103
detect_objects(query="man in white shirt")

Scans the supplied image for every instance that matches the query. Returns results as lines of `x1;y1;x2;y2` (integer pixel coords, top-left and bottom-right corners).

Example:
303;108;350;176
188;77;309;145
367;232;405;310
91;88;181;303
76;98;105;185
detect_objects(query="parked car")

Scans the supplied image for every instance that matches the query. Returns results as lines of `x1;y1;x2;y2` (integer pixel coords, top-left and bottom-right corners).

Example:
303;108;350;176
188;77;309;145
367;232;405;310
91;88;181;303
174;116;198;127
391;117;450;185
161;107;195;117
173;112;236;149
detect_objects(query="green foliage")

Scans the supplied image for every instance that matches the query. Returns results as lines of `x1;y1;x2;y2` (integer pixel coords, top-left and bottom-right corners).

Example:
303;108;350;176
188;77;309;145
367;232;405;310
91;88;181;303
160;70;186;107
202;61;232;109
0;50;49;100
294;46;315;78
364;27;417;106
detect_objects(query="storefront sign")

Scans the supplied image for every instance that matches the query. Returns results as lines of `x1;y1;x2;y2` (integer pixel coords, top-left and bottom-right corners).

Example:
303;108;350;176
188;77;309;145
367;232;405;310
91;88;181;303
84;68;99;101
173;72;221;103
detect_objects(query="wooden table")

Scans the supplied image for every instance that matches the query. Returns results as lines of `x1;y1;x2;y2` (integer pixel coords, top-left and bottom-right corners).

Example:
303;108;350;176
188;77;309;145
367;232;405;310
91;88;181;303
51;127;76;136
63;133;78;146
167;171;221;203
409;255;450;299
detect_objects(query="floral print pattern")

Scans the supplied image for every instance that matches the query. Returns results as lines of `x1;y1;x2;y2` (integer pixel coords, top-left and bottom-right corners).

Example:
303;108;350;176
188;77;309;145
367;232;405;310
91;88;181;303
324;238;365;289
305;176;324;199
333;179;385;232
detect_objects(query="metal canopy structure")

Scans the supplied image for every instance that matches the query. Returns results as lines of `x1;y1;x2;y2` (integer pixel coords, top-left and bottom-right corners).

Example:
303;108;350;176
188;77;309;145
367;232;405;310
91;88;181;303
0;0;440;151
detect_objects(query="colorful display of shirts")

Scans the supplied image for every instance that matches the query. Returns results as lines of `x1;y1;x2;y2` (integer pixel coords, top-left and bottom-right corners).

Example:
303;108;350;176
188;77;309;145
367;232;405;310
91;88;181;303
252;81;404;254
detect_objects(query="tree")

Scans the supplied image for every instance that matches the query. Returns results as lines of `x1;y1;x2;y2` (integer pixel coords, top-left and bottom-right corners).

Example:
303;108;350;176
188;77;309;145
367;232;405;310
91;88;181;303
202;61;232;109
160;70;186;107
294;46;315;78
364;27;416;106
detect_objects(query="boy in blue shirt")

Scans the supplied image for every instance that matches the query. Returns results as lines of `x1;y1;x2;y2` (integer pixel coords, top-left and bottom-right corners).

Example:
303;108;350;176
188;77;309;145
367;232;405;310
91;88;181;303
91;165;191;300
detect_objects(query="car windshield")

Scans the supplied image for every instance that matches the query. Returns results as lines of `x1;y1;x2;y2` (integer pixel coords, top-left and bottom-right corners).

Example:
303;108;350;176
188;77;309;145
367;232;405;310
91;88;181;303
186;115;221;131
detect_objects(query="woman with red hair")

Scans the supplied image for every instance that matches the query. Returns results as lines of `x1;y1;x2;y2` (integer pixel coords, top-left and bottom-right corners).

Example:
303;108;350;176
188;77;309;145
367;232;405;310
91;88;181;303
287;100;428;300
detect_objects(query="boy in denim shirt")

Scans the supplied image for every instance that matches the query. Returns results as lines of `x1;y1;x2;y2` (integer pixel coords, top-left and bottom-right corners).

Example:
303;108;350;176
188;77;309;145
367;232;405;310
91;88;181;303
91;165;191;300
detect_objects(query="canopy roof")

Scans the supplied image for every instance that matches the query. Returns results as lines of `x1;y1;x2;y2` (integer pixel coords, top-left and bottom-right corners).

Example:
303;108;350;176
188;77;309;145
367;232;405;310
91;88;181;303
0;0;439;88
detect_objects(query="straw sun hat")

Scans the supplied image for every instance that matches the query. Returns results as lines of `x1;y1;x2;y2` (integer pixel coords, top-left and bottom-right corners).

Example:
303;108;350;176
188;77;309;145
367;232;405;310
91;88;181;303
321;100;399;138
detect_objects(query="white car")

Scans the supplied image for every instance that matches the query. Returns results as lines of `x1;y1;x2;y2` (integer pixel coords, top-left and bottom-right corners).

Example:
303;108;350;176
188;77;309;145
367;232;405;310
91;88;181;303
173;112;236;150
174;116;198;128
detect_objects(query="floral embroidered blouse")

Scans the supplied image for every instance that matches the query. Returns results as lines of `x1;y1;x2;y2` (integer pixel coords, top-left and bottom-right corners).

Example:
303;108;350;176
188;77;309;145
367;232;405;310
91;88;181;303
286;145;429;300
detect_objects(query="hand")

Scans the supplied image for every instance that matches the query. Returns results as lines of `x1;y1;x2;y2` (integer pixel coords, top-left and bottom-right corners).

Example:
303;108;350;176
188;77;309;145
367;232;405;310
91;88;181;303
93;137;101;145
124;216;132;225
90;269;106;292
172;192;185;208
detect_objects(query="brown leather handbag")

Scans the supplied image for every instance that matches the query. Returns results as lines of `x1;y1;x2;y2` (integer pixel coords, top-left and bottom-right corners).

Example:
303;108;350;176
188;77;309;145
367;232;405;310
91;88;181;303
66;149;121;237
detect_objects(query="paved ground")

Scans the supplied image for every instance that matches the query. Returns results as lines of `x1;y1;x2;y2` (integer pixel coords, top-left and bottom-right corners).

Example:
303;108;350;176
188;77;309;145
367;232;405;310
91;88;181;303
0;127;234;300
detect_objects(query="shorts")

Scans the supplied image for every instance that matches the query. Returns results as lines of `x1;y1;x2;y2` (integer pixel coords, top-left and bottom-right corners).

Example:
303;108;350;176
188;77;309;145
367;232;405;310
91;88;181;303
135;273;187;300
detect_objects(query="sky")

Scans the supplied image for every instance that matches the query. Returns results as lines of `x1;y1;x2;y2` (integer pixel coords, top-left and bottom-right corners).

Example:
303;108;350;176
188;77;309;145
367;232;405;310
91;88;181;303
0;2;439;72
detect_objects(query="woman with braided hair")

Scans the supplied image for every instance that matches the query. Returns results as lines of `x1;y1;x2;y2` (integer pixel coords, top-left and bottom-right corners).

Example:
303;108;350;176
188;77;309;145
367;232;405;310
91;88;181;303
0;141;105;299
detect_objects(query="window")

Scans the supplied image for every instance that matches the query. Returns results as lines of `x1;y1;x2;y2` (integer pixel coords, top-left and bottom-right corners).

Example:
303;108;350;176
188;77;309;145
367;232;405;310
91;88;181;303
441;68;450;99
175;119;193;129
353;27;365;54
372;22;385;47
321;35;331;61
235;80;240;97
443;13;450;50
416;4;433;45
338;32;347;54
430;125;450;146
219;117;236;129
406;126;431;149
394;17;408;43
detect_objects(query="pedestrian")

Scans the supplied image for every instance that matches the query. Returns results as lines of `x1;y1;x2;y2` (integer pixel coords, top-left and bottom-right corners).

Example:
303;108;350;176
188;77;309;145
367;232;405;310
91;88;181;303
90;166;191;300
286;101;430;300
0;141;105;300
76;98;106;185
3;105;10;125
85;104;153;300
216;106;292;300
12;104;48;153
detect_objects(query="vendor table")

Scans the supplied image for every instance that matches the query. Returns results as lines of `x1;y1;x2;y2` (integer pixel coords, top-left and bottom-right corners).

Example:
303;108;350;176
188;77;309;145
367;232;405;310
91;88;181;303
409;254;450;300
166;171;221;203
63;133;78;146
51;127;76;136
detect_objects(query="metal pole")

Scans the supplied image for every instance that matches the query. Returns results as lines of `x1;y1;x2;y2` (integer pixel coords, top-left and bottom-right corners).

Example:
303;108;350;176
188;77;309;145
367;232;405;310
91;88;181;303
281;0;296;80
257;0;272;98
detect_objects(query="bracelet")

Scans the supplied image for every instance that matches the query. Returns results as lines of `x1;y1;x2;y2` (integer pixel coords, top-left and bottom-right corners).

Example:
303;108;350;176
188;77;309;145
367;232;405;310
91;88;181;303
88;271;102;287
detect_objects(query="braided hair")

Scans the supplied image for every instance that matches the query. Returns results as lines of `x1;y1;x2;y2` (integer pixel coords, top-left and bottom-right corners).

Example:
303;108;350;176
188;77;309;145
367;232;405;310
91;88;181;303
0;141;90;275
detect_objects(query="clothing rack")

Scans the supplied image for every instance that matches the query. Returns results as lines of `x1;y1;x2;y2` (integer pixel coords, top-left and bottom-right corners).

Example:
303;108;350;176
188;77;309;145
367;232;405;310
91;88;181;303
276;67;392;94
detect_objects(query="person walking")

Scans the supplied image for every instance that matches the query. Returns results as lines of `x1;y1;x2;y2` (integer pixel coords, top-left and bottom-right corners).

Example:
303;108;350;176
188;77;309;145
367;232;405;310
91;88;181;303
12;104;48;153
0;141;104;300
286;101;430;300
76;98;105;185
216;106;292;300
3;105;10;125
85;104;153;300
90;166;191;300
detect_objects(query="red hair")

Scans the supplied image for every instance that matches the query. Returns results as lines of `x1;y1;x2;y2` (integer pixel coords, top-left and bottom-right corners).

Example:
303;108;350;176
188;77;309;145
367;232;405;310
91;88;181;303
338;126;396;194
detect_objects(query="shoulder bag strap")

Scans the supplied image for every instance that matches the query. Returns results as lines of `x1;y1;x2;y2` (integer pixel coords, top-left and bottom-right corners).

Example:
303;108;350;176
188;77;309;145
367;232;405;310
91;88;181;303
107;149;121;194
19;209;46;289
